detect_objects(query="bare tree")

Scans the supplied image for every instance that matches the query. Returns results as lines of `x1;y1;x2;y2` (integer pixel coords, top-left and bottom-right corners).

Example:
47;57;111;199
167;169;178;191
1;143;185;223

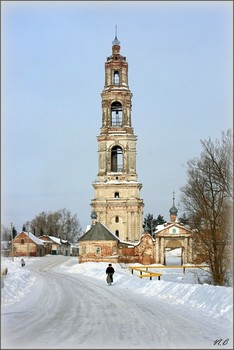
1;224;11;241
29;209;83;243
180;130;233;286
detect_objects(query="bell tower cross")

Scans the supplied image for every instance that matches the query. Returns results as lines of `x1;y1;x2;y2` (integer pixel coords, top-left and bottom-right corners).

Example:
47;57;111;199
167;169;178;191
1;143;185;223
91;32;144;242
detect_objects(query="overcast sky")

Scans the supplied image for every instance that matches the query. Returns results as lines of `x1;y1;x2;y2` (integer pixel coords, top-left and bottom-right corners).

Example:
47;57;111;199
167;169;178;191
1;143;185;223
2;1;232;233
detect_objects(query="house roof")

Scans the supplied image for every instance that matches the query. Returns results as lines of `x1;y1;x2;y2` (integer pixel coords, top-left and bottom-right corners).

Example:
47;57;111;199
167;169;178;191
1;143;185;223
155;222;192;234
16;231;44;246
78;222;119;242
39;235;70;245
39;235;61;245
48;236;62;245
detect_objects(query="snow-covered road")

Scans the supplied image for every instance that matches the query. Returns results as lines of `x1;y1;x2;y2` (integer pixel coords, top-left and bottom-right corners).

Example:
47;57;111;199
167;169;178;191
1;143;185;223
1;256;232;349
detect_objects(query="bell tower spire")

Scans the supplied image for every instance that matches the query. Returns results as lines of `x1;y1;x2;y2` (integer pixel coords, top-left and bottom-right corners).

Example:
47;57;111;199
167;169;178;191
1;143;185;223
91;34;144;242
112;25;120;52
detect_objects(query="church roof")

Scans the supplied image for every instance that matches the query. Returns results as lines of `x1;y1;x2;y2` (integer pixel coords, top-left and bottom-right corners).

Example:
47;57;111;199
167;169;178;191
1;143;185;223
169;205;178;215
112;35;120;46
169;192;178;215
78;222;119;241
155;222;192;235
112;26;120;46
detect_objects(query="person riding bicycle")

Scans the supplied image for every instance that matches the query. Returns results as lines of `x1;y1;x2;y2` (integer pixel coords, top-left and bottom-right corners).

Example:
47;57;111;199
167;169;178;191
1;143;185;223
106;263;115;283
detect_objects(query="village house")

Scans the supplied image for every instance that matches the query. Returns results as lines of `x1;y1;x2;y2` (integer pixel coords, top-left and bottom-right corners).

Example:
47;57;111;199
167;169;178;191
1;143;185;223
70;243;78;257
39;235;71;256
39;235;61;255
11;231;45;257
60;239;70;256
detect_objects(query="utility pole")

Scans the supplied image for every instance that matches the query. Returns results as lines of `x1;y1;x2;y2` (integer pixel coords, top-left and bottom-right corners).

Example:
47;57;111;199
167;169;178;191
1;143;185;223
11;222;14;261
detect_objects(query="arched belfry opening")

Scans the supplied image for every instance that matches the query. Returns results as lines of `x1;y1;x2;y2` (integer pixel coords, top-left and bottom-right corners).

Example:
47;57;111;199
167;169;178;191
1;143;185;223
113;71;120;84
111;146;123;172
111;101;122;126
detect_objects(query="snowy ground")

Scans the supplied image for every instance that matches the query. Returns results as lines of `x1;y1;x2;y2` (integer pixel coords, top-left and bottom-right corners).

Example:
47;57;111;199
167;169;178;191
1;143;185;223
1;255;233;349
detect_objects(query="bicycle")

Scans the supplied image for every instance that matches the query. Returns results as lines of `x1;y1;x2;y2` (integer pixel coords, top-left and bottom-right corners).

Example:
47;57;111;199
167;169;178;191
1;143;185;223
106;273;113;286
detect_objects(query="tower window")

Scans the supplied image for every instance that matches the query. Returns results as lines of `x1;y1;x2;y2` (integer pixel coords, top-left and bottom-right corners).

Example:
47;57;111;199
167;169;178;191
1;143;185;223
111;146;123;172
114;71;119;84
111;101;122;126
115;216;119;222
115;230;119;237
114;192;119;198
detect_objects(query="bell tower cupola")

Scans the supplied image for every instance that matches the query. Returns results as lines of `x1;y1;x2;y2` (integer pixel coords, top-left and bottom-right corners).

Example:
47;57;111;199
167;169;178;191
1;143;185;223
169;192;178;223
91;31;144;242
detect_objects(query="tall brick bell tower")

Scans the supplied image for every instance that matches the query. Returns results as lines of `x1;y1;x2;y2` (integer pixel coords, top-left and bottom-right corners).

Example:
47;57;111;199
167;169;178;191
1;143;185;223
91;32;144;242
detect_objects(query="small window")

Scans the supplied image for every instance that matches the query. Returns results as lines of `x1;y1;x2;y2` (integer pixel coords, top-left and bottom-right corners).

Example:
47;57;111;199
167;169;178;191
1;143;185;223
172;228;177;234
21;239;24;245
115;230;119;237
82;246;86;254
115;216;119;223
96;247;101;254
114;192;119;198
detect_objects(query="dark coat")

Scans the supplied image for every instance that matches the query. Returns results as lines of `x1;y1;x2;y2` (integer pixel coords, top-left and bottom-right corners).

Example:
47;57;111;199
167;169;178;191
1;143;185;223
106;266;115;274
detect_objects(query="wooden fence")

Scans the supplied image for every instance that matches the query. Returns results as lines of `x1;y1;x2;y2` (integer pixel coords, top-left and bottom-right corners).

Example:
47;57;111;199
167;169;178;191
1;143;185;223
129;264;209;280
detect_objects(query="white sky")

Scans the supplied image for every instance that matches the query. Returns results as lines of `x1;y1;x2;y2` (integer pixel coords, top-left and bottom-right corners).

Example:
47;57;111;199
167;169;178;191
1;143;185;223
1;256;233;348
1;1;233;232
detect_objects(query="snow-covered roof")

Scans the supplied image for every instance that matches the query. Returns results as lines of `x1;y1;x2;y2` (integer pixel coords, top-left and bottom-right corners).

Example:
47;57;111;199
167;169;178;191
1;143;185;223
61;239;70;245
119;239;138;247
48;236;61;245
155;222;192;234
17;232;44;246
85;225;91;232
39;235;70;245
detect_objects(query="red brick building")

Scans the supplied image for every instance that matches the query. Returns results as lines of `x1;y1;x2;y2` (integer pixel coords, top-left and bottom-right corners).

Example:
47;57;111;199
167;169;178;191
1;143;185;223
78;222;157;264
11;231;45;257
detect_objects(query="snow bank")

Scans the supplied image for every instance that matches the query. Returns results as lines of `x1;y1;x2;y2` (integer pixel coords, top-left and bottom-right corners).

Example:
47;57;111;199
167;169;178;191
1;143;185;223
59;260;233;322
1;257;232;324
1;257;38;307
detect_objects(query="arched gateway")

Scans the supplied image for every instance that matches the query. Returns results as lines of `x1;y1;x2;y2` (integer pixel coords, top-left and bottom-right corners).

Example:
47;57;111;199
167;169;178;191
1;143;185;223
155;195;193;265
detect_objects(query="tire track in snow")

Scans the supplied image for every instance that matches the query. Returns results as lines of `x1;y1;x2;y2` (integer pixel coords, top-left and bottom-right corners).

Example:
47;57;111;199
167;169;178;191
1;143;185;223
1;256;231;349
